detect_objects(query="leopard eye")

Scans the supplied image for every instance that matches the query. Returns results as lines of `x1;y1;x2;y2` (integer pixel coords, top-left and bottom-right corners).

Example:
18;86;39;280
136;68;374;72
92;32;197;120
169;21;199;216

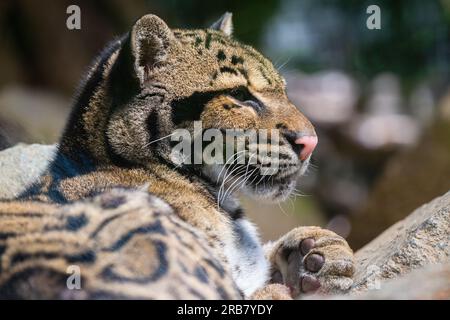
229;86;262;111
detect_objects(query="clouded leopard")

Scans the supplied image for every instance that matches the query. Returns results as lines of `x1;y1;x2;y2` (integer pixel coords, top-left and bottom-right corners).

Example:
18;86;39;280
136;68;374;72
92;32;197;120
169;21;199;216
0;13;354;299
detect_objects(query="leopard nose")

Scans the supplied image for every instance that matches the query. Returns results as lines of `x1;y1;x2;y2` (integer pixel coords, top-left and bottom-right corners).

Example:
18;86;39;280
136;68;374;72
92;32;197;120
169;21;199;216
294;135;318;161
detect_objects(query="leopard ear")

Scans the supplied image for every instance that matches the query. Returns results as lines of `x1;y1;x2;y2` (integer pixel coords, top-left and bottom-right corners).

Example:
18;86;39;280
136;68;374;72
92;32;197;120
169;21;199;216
210;12;233;36
131;14;174;82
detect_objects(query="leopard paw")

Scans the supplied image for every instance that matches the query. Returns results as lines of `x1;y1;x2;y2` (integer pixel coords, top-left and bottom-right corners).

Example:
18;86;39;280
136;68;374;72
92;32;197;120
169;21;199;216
270;226;354;298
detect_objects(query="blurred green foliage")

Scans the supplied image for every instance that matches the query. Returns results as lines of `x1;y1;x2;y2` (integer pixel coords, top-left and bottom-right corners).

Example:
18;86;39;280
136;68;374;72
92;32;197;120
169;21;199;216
151;0;450;90
1;0;448;93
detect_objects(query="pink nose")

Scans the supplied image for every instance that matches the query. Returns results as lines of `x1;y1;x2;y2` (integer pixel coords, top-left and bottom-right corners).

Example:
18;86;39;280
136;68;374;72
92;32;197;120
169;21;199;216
294;135;318;161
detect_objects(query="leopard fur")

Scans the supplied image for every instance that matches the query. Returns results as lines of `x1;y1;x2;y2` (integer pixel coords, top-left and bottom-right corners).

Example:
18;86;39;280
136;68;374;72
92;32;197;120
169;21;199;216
0;189;239;299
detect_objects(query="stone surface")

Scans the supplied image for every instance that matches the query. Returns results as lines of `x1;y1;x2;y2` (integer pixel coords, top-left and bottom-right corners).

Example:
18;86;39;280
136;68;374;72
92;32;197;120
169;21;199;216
348;263;450;299
0;143;55;199
350;190;450;293
308;262;450;300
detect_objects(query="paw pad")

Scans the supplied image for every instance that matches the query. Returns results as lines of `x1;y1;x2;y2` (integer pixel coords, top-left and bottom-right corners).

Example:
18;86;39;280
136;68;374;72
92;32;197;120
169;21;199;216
300;274;321;293
300;238;315;255
272;228;355;298
305;253;324;272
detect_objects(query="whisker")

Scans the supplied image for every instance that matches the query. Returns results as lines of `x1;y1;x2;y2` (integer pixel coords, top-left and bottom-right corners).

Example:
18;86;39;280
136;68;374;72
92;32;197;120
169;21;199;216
277;56;292;72
288;196;295;212
273;55;284;69
221;153;256;201
223;167;258;201
144;132;175;147
218;165;246;207
216;151;248;206
277;201;290;217
216;150;247;184
221;170;247;204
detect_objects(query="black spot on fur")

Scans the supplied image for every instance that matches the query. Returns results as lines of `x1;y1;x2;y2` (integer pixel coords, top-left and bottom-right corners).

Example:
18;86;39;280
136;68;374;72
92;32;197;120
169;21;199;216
194;37;202;46
223;103;241;111
210;33;227;45
220;66;238;76
277;153;292;160
66;214;88;231
66;250;97;264
217;286;237;300
188;288;207;299
0;267;69;299
0;232;16;240
194;266;209;284
147;109;160;149
231;55;244;65
171;90;224;125
89;211;126;239
182;32;198;38
259;67;273;85
217;50;226;61
230;208;244;220
0;245;5;271
238;68;249;81
11;252;59;266
205;33;212;49
105;221;166;251
10;250;96;267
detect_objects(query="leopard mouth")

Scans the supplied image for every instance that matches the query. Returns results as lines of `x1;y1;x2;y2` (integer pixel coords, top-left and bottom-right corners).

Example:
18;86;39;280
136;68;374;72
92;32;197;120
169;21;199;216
211;151;307;203
199;136;311;203
240;142;310;201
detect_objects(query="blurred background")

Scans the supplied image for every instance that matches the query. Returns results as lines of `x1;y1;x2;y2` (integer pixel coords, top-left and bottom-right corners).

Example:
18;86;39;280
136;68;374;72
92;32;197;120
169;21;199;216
0;0;449;249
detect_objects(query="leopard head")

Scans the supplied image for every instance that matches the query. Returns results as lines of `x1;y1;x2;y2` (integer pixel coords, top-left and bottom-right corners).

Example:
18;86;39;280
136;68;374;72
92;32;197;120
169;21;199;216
61;13;317;202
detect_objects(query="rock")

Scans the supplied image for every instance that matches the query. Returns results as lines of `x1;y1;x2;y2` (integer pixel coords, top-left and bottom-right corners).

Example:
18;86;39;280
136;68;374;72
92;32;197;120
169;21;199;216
350;190;450;293
305;190;450;299
309;263;450;300
348;263;450;299
0;143;55;199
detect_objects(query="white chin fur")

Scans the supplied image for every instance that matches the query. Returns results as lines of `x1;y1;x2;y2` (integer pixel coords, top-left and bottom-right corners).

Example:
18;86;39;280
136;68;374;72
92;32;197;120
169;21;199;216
202;157;310;201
